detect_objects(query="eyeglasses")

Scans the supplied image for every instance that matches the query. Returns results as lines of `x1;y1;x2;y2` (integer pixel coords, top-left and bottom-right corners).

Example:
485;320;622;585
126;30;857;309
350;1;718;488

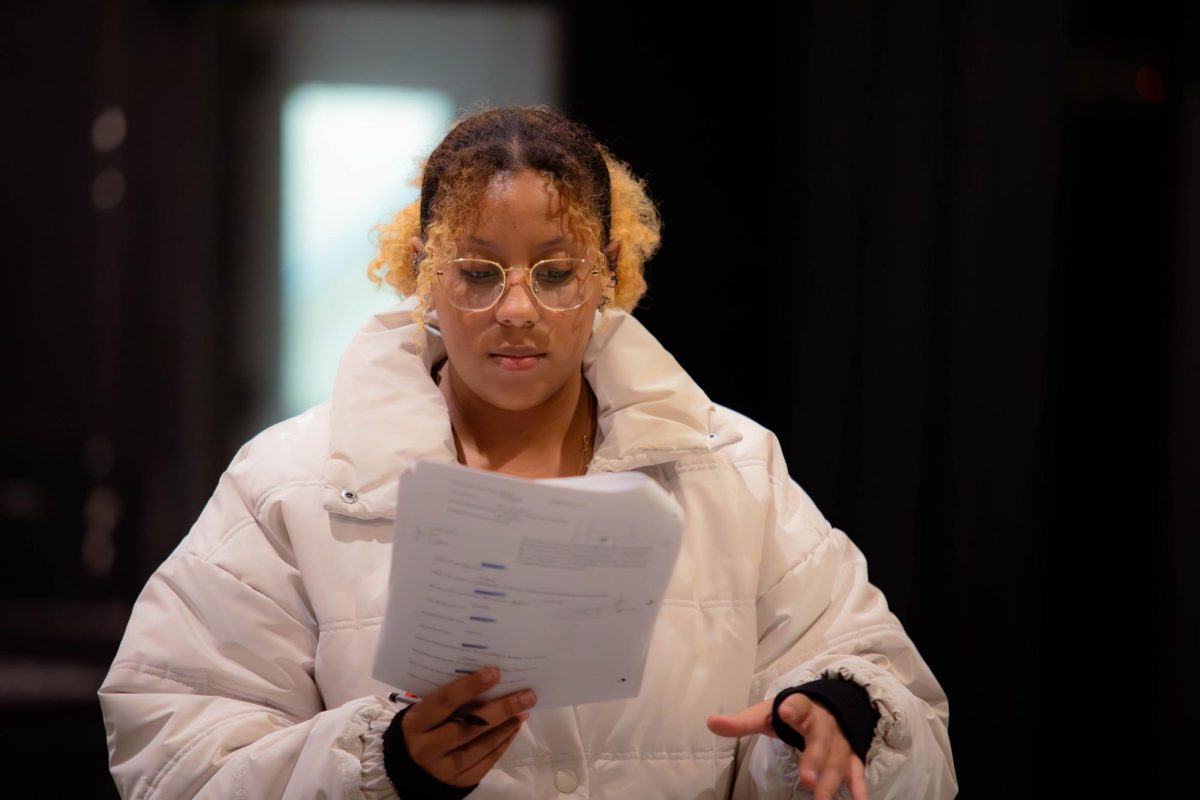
435;257;602;312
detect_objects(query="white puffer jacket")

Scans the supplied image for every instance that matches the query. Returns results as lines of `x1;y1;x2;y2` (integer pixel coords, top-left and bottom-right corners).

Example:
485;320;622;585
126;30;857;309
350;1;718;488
100;295;958;799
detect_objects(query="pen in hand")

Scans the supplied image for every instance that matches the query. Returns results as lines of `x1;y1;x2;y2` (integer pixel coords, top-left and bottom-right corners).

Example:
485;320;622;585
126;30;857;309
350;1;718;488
389;690;489;726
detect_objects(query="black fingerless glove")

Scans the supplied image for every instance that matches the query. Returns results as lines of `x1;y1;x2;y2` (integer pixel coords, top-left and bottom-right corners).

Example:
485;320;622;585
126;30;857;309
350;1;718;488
382;705;480;799
770;676;880;763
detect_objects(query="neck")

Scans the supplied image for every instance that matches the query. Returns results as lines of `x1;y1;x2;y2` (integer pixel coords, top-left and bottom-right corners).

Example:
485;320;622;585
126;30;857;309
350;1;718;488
435;358;594;478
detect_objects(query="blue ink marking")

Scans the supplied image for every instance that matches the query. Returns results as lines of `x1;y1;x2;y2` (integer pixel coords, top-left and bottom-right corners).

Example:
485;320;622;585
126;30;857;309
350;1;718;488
461;643;488;650
474;589;506;597
469;616;496;623
481;562;507;569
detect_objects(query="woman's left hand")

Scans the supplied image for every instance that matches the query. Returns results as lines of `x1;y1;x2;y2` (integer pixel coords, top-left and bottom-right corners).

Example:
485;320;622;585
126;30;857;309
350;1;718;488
707;694;869;800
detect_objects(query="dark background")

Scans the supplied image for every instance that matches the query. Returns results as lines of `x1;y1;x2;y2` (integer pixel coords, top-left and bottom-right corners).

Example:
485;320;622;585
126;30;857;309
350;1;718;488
3;1;1196;796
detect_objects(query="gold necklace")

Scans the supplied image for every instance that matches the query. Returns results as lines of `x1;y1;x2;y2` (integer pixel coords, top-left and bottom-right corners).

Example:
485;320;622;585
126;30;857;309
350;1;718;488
579;383;595;474
435;359;595;476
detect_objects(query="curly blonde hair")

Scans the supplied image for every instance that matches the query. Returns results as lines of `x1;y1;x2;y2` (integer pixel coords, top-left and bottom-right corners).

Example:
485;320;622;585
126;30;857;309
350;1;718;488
367;103;662;351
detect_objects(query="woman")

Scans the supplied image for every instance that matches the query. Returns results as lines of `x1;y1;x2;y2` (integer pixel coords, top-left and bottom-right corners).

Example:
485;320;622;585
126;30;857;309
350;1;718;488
100;105;957;799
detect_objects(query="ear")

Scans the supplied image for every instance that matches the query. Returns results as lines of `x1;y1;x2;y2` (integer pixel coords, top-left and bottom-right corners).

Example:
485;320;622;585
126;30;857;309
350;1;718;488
603;239;622;285
604;238;622;269
598;239;621;312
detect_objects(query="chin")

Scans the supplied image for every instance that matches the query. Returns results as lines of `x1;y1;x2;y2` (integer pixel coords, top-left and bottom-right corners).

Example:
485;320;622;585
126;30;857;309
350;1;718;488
486;395;545;412
480;381;556;411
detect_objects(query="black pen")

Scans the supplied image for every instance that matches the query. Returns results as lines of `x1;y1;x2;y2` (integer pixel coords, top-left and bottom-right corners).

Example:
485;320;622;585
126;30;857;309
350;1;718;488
388;690;489;726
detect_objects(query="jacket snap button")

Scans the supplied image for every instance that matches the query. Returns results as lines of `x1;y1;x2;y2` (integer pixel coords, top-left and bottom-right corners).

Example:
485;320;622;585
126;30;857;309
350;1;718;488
706;432;719;441
339;489;358;504
553;767;579;793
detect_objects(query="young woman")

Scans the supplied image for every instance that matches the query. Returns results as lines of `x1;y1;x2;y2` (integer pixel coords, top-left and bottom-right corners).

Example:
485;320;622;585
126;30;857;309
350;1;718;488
100;105;957;799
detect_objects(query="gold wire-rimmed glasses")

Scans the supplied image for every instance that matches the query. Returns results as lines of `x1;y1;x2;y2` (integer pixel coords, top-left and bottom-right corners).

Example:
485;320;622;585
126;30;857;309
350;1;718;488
435;257;603;312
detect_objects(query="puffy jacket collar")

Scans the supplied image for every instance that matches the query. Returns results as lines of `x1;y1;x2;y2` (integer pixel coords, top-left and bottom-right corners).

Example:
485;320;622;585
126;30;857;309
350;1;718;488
322;295;743;520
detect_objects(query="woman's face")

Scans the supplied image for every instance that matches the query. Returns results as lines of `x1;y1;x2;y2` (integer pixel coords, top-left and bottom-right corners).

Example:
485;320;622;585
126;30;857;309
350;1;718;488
412;169;616;412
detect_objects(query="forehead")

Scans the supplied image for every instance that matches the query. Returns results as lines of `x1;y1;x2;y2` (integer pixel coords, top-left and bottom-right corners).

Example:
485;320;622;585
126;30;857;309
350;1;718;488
473;172;562;227
457;172;585;245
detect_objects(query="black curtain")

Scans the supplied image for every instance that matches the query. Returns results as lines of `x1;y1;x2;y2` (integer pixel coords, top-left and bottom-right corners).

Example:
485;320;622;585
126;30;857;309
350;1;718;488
565;0;1197;795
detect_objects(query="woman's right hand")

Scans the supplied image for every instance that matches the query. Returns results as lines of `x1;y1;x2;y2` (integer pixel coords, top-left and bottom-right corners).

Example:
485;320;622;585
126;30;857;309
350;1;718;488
400;666;537;787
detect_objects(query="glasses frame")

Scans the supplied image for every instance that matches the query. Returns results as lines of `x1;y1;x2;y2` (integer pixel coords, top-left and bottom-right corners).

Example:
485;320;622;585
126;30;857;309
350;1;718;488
435;257;603;313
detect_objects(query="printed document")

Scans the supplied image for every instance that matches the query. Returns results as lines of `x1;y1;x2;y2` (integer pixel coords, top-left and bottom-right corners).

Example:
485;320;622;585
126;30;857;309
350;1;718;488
372;459;684;709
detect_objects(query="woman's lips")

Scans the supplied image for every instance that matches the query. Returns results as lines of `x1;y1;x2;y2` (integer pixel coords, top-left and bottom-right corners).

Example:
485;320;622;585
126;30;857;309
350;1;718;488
489;354;545;370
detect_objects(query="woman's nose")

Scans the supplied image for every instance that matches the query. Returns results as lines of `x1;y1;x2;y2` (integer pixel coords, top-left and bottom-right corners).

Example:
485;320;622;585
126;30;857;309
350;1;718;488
495;266;539;326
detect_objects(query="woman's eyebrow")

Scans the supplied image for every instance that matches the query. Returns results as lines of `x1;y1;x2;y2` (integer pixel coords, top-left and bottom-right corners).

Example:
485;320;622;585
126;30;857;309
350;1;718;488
466;235;566;249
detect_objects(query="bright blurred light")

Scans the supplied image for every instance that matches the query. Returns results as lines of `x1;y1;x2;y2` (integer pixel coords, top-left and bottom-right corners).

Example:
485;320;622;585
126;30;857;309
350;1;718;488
91;106;127;152
280;83;454;417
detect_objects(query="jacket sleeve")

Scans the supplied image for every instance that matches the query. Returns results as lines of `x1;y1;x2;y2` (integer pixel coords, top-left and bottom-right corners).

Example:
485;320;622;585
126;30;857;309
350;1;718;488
98;453;401;800
729;433;958;800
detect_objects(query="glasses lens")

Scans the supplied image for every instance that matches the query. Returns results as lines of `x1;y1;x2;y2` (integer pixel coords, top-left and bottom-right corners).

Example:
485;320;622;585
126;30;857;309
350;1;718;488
437;258;594;311
439;259;503;310
533;259;592;310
